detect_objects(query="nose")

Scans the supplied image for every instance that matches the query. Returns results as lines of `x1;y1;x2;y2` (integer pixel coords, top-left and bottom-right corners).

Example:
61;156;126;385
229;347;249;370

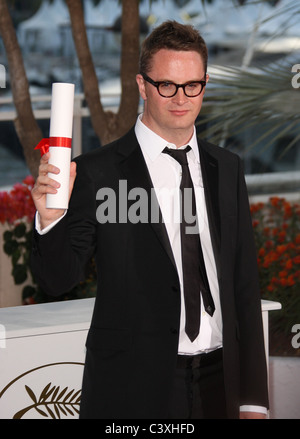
172;86;187;104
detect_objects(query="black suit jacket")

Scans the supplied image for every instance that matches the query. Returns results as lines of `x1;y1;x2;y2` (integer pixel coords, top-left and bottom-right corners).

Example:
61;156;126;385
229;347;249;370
31;127;269;418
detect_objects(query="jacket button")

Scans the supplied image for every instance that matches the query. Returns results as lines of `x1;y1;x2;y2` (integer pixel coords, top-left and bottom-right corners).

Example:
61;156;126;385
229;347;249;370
170;327;178;335
171;285;179;293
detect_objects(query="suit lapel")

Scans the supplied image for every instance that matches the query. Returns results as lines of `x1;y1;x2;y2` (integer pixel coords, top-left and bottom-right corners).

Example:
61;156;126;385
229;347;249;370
116;129;177;270
198;140;221;281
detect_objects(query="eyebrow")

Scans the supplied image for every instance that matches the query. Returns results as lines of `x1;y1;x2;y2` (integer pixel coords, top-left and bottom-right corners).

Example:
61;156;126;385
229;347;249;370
154;78;206;83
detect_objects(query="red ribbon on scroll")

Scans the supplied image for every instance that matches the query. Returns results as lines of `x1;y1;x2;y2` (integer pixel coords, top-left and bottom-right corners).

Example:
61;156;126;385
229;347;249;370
35;137;72;157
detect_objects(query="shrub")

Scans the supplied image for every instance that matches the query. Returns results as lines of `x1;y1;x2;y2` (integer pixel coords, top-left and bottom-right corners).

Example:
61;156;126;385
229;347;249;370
251;197;300;335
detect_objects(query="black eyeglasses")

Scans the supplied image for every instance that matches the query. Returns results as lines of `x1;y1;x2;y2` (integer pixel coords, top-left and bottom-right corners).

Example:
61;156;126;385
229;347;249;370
141;73;206;98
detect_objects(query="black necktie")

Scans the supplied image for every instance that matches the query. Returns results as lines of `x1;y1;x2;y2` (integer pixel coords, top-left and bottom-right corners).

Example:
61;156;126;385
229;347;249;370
163;146;215;342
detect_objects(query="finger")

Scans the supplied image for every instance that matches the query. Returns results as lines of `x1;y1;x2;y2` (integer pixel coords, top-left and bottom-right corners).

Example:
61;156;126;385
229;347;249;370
33;183;58;196
32;175;60;198
38;153;50;176
39;161;60;177
70;162;77;183
32;183;57;201
70;161;77;177
40;152;50;163
39;152;62;175
37;174;61;189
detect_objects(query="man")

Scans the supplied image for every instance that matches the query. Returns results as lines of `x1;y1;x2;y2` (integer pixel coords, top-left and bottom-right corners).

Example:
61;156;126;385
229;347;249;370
31;21;269;419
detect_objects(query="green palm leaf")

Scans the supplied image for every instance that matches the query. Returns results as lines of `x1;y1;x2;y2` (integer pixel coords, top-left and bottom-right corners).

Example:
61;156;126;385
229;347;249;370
199;59;300;156
197;0;300;160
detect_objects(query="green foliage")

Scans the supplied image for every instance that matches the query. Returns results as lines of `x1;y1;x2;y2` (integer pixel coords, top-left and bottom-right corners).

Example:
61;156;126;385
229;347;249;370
3;222;31;285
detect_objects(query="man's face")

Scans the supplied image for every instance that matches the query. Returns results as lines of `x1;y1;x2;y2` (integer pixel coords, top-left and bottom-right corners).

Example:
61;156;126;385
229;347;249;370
136;49;208;145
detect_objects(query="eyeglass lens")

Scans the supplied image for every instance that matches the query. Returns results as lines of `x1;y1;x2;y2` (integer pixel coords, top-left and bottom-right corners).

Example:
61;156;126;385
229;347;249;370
158;82;203;97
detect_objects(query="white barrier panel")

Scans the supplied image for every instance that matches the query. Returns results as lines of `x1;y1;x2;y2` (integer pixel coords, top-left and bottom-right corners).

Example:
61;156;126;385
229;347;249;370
0;298;93;419
0;298;280;419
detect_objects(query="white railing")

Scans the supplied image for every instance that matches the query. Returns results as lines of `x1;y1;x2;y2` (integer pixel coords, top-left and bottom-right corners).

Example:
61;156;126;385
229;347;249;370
1;93;299;197
247;172;300;202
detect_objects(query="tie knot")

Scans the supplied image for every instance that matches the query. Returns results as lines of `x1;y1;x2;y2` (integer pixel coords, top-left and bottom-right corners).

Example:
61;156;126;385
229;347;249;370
163;146;191;166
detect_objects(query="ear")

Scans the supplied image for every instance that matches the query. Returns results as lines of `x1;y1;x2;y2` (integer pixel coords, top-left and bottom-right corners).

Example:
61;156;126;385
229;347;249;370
136;74;147;101
203;73;209;95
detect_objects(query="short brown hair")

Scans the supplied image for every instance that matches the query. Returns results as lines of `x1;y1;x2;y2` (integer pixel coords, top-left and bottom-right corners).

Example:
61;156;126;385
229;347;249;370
139;20;208;74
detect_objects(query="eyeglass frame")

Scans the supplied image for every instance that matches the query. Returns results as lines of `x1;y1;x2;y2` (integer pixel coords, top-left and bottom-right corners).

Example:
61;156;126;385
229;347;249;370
141;72;207;98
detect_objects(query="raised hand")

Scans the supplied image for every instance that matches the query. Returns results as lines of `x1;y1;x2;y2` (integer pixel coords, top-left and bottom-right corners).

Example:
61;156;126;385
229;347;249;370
31;152;77;229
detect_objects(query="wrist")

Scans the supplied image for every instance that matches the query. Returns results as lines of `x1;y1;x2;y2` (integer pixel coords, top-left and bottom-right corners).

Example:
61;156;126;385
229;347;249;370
36;211;67;235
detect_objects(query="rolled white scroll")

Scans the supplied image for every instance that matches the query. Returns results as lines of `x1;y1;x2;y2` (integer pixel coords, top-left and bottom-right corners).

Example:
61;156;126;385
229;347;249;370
46;82;75;209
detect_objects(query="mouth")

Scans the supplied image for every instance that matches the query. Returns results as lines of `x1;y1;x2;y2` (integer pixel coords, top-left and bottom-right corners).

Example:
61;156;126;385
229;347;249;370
169;109;189;116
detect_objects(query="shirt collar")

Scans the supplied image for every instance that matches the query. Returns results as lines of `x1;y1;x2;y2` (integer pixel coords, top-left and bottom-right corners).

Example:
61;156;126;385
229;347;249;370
135;114;200;164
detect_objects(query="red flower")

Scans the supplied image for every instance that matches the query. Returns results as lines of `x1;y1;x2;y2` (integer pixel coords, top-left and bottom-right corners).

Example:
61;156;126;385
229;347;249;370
276;244;287;255
270;196;280;207
277;230;286;243
294;255;300;265
0;176;36;225
287;275;295;286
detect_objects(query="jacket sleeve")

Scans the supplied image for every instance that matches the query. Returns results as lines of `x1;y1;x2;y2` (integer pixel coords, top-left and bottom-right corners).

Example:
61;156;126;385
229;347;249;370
235;157;269;409
31;158;97;296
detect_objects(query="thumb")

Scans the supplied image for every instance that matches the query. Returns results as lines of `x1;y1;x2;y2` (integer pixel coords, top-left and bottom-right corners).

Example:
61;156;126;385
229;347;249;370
69;161;77;198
